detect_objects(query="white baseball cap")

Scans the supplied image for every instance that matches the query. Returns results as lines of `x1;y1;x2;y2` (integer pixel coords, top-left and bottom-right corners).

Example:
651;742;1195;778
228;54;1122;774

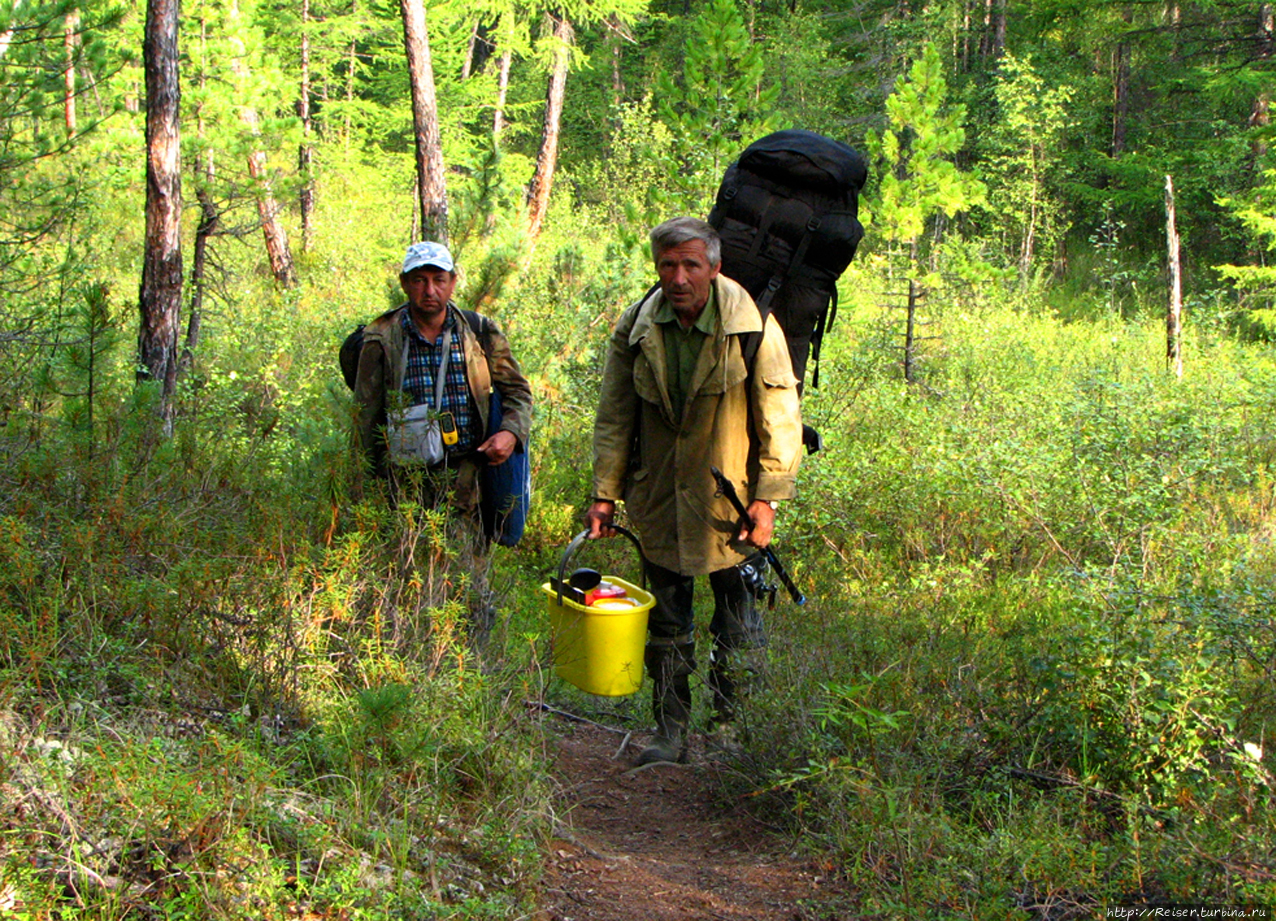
401;241;455;275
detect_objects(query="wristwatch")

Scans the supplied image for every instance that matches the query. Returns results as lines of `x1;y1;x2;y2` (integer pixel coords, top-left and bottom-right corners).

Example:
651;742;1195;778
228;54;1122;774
766;500;778;510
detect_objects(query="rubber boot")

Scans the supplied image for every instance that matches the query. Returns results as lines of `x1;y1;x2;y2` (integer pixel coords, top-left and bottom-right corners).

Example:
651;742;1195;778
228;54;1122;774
635;642;695;765
706;646;764;756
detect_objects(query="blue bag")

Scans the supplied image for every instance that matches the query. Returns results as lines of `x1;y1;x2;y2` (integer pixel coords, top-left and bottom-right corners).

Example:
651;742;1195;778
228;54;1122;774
481;388;530;547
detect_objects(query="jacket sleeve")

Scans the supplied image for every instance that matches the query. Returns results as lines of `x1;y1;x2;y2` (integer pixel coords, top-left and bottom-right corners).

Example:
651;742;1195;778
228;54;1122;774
591;306;641;502
749;315;802;502
484;319;534;448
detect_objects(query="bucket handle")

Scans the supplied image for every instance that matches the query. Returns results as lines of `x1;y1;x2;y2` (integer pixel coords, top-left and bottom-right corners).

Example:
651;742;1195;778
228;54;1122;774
556;525;646;607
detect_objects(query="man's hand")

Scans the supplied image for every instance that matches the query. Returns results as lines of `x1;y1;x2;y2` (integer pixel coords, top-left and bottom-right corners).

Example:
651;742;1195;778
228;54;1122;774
477;429;518;465
585;500;617;539
739;500;776;549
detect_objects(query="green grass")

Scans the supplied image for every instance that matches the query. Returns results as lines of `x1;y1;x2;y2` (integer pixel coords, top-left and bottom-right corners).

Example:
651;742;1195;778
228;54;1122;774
2;204;1275;918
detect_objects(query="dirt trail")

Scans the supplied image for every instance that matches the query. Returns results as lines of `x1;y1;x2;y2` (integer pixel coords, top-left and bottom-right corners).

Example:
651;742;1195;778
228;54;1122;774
537;716;846;921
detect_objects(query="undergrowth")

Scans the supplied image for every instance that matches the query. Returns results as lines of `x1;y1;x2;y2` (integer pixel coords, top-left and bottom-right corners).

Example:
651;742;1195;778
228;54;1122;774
2;243;1275;919
728;300;1276;917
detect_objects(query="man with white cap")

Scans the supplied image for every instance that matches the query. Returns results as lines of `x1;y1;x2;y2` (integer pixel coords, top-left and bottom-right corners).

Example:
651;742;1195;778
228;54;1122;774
353;241;533;650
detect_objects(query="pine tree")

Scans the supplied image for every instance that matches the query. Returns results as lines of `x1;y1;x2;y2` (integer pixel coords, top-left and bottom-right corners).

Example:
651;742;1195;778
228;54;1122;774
656;0;777;215
866;42;986;274
978;53;1073;284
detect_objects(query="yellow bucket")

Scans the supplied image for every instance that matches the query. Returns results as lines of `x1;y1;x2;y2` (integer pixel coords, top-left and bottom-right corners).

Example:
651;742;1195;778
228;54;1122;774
544;527;654;697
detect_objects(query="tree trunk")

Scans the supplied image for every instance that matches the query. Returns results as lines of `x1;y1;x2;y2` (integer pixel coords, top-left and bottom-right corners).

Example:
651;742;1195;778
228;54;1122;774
228;14;298;288
991;0;1006;58
609;17;624;107
298;0;315;252
979;0;1005;58
1167;0;1181;62
64;9;78;136
1112;8;1133;157
904;279;918;384
1251;4;1273;170
343;0;358;147
463;21;479;79
401;0;448;243
463;21;494;79
345;37;356;145
494;46;512;141
183;186;219;373
526;12;572;242
138;0;182;433
1165;175;1182;379
241;106;298;287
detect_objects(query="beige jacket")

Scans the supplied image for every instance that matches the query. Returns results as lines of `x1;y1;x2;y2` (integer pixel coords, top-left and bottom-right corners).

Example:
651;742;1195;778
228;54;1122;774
592;275;802;575
354;304;533;508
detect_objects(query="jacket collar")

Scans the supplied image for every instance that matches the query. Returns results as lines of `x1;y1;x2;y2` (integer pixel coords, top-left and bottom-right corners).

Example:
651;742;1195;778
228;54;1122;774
628;275;761;348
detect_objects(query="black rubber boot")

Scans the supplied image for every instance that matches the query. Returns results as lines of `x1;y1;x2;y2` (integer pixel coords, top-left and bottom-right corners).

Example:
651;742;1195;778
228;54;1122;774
707;645;765;756
635;642;695;765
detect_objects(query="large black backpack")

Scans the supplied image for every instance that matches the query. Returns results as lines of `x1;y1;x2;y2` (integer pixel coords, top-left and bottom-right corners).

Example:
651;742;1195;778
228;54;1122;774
707;129;867;393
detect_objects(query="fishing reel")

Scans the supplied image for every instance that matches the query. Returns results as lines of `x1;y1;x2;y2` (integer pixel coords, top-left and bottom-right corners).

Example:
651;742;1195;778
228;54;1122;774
738;553;778;609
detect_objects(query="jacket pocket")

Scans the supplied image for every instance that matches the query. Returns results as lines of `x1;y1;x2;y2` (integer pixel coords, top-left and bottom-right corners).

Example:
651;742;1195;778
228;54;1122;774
696;347;750;396
760;368;800;390
632;354;663;406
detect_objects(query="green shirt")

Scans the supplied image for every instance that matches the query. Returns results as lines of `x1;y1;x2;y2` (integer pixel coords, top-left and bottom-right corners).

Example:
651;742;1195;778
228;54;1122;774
654;288;718;422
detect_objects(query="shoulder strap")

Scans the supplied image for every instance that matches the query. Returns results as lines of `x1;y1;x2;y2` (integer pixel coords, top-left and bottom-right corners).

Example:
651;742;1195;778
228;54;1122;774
461;308;491;354
461;308;485;337
397;325;453;408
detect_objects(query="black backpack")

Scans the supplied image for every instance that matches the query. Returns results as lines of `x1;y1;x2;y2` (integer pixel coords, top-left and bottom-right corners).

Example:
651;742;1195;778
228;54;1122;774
707;129;867;393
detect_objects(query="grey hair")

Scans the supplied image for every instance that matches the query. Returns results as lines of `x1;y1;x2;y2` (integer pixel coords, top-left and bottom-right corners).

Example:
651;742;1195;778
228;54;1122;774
649;217;721;266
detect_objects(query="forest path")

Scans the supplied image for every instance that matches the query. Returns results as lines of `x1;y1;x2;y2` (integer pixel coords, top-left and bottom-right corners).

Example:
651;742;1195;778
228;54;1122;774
536;715;846;921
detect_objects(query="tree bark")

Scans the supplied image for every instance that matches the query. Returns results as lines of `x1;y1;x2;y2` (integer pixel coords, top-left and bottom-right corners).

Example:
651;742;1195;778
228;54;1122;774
494;46;512;141
240;106;298;286
183;185;219;372
1250;4;1272;170
345;36;356;145
904;279;918;384
228;14;298;288
298;0;315;252
979;0;1005;58
526;12;572;241
991;0;1006;58
401;0;448;243
1112;8;1133;157
64;9;78;136
1165;175;1182;379
610;17;624;107
138;0;183;432
463;21;494;79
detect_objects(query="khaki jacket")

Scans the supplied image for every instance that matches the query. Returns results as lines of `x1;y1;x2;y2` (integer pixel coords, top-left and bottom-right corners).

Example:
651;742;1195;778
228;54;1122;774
353;303;533;508
592;275;802;575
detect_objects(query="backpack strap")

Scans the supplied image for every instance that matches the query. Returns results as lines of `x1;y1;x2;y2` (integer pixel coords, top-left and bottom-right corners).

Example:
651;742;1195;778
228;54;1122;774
741;314;821;454
461;308;488;346
460;308;496;441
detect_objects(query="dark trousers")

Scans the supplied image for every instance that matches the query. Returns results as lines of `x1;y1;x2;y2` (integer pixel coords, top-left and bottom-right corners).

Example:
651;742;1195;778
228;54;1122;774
642;558;766;651
642;558;766;725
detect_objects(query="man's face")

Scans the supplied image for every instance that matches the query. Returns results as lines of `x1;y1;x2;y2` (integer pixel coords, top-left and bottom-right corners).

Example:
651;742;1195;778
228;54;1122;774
400;266;458;318
656;240;720;320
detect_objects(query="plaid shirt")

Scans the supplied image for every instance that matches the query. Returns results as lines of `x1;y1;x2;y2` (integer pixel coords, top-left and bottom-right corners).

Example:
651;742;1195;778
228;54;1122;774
400;306;477;455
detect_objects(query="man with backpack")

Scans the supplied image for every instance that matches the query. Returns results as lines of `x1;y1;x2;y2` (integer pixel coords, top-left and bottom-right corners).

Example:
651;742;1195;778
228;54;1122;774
352;241;533;650
586;217;803;765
